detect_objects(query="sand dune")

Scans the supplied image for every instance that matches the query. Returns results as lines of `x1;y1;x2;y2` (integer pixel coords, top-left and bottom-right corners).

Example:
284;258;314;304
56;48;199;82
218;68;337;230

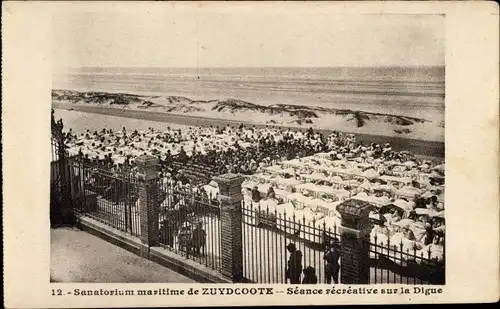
52;89;443;142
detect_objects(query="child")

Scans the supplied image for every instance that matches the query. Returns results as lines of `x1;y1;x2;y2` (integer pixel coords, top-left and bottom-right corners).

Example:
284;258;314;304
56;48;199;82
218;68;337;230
301;266;318;284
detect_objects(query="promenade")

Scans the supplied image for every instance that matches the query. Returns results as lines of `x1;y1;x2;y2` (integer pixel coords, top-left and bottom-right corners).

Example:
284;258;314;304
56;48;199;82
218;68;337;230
50;227;195;283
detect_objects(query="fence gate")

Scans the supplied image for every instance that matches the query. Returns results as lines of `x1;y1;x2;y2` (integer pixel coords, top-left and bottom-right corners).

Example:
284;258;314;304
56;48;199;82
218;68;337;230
50;112;72;226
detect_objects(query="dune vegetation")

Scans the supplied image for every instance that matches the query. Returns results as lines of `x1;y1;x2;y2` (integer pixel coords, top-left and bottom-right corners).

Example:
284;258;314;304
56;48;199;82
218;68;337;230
52;89;440;140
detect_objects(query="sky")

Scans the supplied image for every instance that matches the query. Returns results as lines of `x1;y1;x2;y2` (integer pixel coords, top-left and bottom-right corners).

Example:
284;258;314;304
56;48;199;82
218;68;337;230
52;10;444;69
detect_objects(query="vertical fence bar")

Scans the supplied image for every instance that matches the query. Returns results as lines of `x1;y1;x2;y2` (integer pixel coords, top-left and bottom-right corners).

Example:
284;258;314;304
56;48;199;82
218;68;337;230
266;205;270;283
173;188;179;255
201;195;207;267
392;244;396;284
322;221;327;283
373;235;378;284
252;204;256;282
136;176;140;236
124;176;128;234
112;176;117;230
242;202;247;280
327;226;332;283
279;212;284;283
413;246;418;285
334;223;339;282
210;195;215;269
386;238;390;284
216;196;220;270
273;208;278;283
406;249;410;284
420;251;425;284
256;201;263;282
310;220;315;284
283;209;287;284
82;161;87;217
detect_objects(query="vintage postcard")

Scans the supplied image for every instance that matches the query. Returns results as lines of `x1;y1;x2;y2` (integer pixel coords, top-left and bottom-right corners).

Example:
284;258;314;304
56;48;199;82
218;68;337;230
2;1;499;307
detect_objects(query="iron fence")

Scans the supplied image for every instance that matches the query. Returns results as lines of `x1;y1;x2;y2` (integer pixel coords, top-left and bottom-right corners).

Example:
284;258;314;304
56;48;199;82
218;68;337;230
157;179;222;272
51;138;63;199
51;125;73;226
367;235;445;284
242;201;341;284
68;159;141;237
242;201;446;284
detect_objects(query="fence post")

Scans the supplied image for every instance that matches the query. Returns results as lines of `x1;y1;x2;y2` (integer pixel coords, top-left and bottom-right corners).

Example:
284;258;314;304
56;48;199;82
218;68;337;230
336;199;373;284
136;155;160;259
214;173;245;282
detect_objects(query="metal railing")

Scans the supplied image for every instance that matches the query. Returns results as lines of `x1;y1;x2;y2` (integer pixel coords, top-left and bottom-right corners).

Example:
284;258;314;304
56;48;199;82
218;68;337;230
368;235;445;284
68;159;141;237
157;179;222;271
242;201;341;284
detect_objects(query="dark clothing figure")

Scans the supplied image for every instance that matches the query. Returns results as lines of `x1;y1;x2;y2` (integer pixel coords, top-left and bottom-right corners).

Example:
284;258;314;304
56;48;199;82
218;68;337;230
177;173;189;184
286;243;303;284
424;226;436;246
324;240;341;284
178;148;188;163
190;223;206;255
267;187;276;200
302;266;318;284
159;218;175;247
251;187;261;203
414;197;427;209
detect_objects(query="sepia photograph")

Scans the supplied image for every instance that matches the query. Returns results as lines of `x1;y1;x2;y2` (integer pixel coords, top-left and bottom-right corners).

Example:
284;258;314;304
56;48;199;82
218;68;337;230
3;0;499;307
50;9;446;285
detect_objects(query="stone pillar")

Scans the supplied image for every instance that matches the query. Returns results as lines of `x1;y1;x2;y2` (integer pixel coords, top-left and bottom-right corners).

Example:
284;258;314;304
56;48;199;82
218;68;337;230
136;155;160;258
214;173;245;282
336;199;374;284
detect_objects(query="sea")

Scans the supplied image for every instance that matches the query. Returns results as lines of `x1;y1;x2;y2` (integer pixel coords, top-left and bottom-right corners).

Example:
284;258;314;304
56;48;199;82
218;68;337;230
53;66;445;122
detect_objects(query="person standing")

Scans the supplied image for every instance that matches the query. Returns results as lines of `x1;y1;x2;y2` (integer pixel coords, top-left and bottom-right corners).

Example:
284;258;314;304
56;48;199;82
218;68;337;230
285;243;303;284
324;238;341;284
190;221;206;256
267;186;276;200
301;266;318;284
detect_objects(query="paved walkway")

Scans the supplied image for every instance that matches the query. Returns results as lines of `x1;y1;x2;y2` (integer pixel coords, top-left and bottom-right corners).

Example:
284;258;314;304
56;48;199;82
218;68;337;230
50;227;195;283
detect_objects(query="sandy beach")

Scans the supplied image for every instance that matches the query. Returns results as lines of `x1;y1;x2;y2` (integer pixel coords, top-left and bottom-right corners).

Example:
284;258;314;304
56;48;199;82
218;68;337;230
52;88;444;143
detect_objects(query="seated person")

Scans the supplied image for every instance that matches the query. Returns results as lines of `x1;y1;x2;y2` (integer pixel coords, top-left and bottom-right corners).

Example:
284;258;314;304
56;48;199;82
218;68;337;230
422;222;437;246
402;225;416;241
251;186;262;203
372;220;390;237
267;186;276;200
426;196;439;209
391;209;402;222
408;210;418;221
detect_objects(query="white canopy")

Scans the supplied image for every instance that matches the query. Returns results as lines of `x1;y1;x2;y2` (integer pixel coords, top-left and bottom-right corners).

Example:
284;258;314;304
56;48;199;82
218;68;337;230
396;186;422;197
379;175;412;185
403;161;417;167
432;164;445;172
362;168;380;179
372;184;397;193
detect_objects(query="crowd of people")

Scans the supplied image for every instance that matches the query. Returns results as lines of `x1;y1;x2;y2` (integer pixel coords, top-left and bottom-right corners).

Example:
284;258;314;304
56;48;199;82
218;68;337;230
238;144;445;264
64;123;365;182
